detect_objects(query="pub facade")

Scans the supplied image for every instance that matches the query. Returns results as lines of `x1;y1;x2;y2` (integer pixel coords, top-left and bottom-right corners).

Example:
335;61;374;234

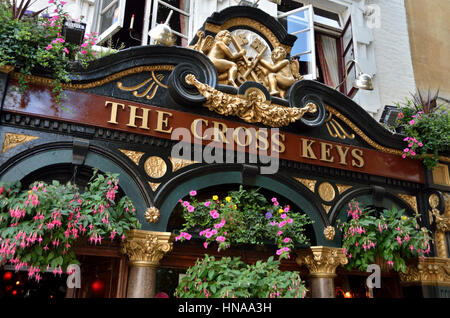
0;6;449;298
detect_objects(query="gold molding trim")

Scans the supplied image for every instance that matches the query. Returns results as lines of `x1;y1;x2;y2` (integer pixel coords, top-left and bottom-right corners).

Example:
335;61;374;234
169;157;199;172
117;71;167;100
432;164;450;186
0;65;14;74
144;156;167;179
336;184;352;195
399;257;450;286
294;177;316;192
185;74;317;127
397;193;418;214
145;207;160;224
205;19;291;53
430;193;450;258
2;133;39;153
9;65;174;90
119;149;144;165
324;112;355;140
148;182;161;192
296;246;348;278
318;182;335;202
323;226;335;241
121;230;173;267
322;204;332;214
326;106;403;156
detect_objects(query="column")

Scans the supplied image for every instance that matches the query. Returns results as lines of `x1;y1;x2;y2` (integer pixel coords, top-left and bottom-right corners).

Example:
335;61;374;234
296;246;348;298
121;229;173;298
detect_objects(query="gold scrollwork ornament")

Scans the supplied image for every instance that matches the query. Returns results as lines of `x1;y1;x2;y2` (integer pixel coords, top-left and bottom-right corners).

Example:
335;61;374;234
185;74;317;128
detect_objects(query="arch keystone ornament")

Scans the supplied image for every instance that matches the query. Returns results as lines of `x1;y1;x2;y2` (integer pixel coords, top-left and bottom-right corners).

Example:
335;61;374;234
296;246;348;298
121;230;173;298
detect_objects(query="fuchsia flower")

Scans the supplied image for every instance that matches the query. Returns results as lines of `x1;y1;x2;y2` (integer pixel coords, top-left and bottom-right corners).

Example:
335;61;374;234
187;205;195;213
189;190;197;196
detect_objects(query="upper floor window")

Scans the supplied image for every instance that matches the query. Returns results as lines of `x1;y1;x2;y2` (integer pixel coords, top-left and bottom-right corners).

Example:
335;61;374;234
278;1;357;97
93;0;127;44
150;0;193;47
92;0;193;48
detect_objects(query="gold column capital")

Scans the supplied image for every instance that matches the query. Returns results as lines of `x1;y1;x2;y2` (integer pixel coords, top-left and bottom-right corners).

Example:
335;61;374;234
399;257;450;287
121;230;174;267
296;246;348;278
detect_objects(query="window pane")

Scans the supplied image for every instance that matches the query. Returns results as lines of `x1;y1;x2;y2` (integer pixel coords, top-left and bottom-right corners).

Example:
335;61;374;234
346;64;356;93
286;10;310;34
99;3;120;34
342;22;352;50
157;2;189;46
102;0;116;10
291;30;311;59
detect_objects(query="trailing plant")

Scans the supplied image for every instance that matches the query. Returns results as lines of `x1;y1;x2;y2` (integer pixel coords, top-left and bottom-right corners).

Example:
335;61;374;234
393;90;450;169
0;0;98;107
0;169;141;282
337;201;432;273
175;186;313;260
174;254;307;298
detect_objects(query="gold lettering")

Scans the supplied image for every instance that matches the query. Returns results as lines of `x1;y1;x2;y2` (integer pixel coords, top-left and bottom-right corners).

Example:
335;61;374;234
301;139;317;159
256;129;269;151
127;105;151;129
335;145;350;165
320;142;334;162
190;118;209;140
271;132;286;153
155;110;173;134
351;149;365;167
233;127;252;147
212;121;229;144
105;101;125;124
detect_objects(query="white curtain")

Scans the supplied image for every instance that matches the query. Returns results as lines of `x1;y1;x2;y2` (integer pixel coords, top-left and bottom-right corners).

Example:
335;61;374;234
320;35;340;88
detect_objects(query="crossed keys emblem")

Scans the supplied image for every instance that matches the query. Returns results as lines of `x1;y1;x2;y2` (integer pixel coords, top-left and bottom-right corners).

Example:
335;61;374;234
191;30;301;98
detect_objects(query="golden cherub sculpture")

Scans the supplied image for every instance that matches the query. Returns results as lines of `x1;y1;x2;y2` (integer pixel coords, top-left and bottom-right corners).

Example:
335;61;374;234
258;46;301;98
206;30;246;88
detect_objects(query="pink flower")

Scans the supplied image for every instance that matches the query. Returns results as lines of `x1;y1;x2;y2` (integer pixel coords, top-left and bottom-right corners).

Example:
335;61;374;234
203;242;208;249
271;197;277;202
189;190;197;196
409;120;415;125
283;237;291;243
80;50;87;55
204;201;211;207
214;219;226;229
48;0;54;3
61;1;67;5
276;249;283;255
216;236;226;242
81;42;88;48
46;44;52;50
187;205;195;213
182;201;190;207
404;148;409;153
209;209;219;219
277;231;283;236
410;151;416;156
402;154;407;159
278;220;287;228
418;142;423;147
287;218;293;224
280;213;287;219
